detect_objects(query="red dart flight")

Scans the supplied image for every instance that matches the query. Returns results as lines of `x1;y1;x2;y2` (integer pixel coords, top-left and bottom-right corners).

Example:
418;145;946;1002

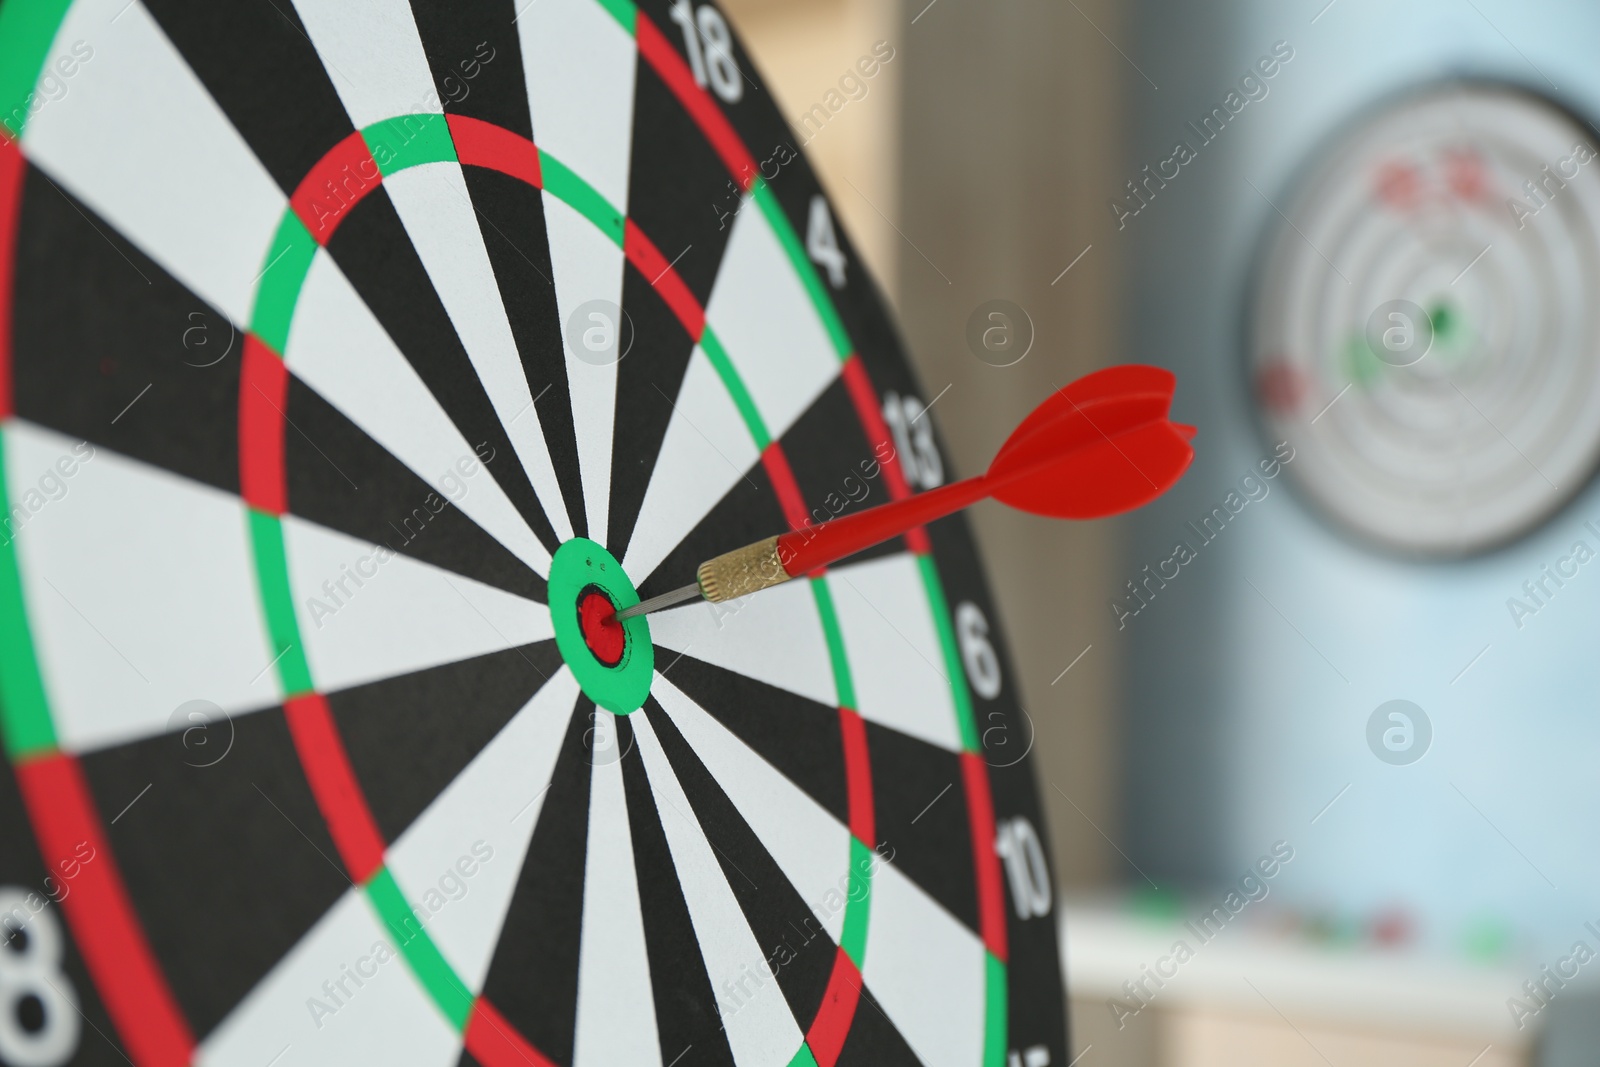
616;364;1195;620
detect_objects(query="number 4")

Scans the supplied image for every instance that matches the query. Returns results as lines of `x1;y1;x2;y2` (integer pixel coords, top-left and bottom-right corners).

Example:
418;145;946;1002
807;195;848;288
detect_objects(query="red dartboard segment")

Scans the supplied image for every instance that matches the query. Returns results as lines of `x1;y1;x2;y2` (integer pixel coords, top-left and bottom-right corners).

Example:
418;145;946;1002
283;693;388;885
623;219;705;338
238;335;289;515
290;128;383;244
445;113;543;188
962;753;1008;961
15;753;195;1067
806;946;865;1067
759;442;813;534
464;997;558;1067
838;707;875;847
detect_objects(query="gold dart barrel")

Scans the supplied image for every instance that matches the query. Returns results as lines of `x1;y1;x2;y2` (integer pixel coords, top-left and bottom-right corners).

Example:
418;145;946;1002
696;535;791;602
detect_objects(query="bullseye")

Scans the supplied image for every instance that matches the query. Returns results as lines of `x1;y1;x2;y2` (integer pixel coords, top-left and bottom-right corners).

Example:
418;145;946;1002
547;538;653;715
578;588;625;666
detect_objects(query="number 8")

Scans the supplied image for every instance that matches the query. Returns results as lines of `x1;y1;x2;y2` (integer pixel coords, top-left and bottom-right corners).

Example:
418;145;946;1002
0;888;80;1067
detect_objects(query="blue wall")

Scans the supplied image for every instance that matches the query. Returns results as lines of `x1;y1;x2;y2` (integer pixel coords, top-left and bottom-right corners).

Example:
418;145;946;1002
1122;0;1600;958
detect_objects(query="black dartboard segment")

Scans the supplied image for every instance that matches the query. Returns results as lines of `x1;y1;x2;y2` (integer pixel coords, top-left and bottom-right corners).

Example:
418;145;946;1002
0;0;1065;1065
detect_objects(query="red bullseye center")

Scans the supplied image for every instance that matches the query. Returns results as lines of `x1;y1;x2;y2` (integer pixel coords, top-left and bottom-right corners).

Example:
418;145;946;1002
578;589;626;667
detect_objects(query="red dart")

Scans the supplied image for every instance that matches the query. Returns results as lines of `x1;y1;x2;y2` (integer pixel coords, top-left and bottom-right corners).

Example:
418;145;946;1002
616;364;1195;619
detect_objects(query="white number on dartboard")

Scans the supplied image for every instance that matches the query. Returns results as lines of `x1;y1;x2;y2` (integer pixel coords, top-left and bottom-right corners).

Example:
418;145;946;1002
806;196;848;288
1008;1048;1051;1067
882;392;943;490
668;0;743;103
995;817;1052;920
0;888;80;1067
955;601;1002;700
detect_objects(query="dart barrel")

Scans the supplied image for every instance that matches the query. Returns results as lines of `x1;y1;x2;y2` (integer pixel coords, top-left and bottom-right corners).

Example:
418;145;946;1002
696;535;792;601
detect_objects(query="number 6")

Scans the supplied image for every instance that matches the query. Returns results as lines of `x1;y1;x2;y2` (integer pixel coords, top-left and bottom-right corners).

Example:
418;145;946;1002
956;601;1002;699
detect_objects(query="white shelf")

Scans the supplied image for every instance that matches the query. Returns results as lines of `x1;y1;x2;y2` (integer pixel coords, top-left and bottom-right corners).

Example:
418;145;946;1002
1061;897;1540;1044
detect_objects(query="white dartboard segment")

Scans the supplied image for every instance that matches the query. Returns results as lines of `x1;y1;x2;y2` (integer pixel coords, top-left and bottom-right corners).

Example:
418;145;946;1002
573;711;663;1067
826;555;963;752
621;346;760;585
647;578;837;709
20;0;286;330
290;0;440;126
386;669;581;994
704;199;841;442
652;673;853;944
282;514;553;696
517;0;637;214
543;194;625;543
285;249;552;575
196;889;461;1067
860;858;987;1067
6;422;279;755
632;712;807;1067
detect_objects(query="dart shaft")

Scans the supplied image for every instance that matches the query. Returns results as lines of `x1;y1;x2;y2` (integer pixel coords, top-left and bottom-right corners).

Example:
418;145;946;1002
613;581;703;620
770;420;1182;581
776;474;993;577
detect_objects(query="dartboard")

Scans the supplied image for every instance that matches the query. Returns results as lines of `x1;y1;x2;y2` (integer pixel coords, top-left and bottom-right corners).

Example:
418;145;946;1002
0;1;1065;1065
1251;83;1600;556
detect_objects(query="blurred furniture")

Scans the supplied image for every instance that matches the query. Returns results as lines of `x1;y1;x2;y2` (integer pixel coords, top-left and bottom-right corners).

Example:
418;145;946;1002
1064;898;1533;1067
